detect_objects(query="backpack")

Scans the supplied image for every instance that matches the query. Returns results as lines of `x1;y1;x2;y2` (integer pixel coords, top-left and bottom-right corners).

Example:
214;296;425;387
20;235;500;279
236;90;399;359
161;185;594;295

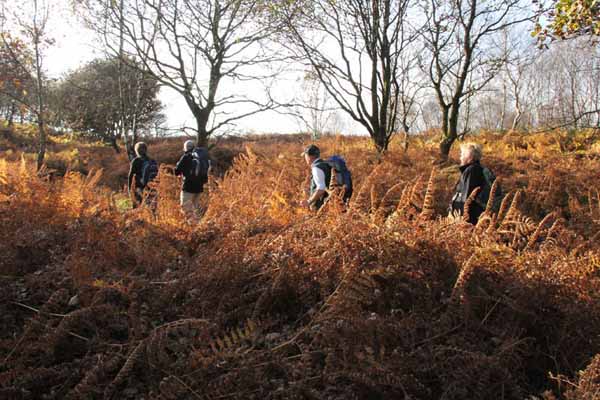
189;147;210;182
475;166;503;212
140;158;158;187
326;155;353;190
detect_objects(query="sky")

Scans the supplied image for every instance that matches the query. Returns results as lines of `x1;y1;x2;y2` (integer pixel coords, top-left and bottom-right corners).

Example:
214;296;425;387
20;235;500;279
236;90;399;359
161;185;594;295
39;0;322;137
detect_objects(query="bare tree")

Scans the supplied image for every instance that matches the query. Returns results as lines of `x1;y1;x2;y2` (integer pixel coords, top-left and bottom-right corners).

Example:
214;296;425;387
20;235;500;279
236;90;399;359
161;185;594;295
503;44;536;130
0;0;51;170
394;44;425;151
473;26;537;131
78;0;286;146
519;39;600;129
279;0;418;153
419;0;534;158
295;69;337;140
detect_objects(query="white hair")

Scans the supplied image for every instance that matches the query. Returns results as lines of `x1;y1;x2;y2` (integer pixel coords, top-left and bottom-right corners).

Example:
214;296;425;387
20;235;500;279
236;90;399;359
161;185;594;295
184;140;195;152
460;142;483;161
134;142;147;157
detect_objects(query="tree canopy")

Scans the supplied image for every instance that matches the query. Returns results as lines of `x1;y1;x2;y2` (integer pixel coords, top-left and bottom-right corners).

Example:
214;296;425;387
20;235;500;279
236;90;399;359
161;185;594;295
536;0;600;40
52;57;164;150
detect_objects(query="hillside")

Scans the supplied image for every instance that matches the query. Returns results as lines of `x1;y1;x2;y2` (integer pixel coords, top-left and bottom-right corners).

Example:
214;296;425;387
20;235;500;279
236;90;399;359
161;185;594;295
2;126;600;399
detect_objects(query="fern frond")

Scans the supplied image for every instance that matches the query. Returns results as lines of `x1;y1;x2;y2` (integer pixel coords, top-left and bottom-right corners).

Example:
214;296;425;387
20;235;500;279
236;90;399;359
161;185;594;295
485;179;500;214
369;184;379;212
198;319;259;365
525;212;556;250
463;187;481;223
451;255;477;304
146;319;212;369
501;190;522;226
495;191;514;226
104;341;144;399
420;168;437;219
379;182;405;209
67;354;122;400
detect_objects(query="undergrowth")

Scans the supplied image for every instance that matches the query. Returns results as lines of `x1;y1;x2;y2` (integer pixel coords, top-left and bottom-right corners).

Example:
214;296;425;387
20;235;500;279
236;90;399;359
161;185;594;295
1;130;600;399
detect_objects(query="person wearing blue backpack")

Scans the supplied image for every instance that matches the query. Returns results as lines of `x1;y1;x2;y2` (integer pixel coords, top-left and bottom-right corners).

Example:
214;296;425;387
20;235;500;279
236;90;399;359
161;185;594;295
175;140;211;222
128;142;158;208
301;144;353;210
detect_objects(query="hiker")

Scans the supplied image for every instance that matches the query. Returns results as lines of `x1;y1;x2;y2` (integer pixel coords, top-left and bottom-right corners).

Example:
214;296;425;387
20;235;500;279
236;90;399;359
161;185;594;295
128;142;158;208
301;144;330;210
175;140;210;222
450;142;487;224
301;144;354;210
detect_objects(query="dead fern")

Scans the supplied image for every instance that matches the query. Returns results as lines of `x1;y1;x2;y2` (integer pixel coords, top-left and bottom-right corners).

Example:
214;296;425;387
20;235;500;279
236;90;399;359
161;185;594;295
450;255;477;305
66;354;123;400
146;319;213;370
420;168;437;220
525;212;556;250
485;179;500;214
199;319;259;363
104;341;145;400
463;187;481;224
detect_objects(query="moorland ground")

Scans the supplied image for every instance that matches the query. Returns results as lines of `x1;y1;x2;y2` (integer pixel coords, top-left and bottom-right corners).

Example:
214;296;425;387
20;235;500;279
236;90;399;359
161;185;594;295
2;125;600;399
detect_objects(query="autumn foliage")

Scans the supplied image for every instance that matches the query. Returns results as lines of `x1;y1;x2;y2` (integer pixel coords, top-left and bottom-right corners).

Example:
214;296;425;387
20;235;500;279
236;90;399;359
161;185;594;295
2;129;600;399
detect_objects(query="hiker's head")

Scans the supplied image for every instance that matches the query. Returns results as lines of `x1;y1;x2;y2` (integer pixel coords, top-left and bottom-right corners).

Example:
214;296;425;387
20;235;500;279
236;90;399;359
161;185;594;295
183;140;195;152
460;142;482;166
134;142;148;157
301;144;320;165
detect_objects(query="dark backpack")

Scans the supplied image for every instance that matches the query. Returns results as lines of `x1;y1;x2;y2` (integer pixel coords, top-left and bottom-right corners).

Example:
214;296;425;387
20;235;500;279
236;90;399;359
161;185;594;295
189;147;210;183
140;158;159;187
475;167;503;212
326;155;353;190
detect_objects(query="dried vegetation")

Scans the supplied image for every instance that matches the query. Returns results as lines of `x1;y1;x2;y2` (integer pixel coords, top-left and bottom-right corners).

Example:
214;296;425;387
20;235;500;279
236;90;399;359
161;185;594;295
2;129;600;399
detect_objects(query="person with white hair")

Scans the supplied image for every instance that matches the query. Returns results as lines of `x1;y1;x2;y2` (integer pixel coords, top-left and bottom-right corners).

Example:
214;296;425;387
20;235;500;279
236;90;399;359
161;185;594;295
174;140;211;222
449;142;488;224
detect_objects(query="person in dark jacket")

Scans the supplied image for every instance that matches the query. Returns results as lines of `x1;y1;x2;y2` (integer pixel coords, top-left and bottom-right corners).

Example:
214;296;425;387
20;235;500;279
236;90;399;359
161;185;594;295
174;140;209;221
450;142;487;224
128;142;150;207
301;144;332;210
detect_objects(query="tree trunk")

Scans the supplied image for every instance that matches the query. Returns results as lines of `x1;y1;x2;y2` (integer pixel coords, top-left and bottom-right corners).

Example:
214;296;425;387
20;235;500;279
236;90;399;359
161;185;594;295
110;134;120;154
511;97;523;131
443;102;461;156
131;114;139;148
35;59;46;169
195;108;211;147
439;105;452;159
372;125;389;153
7;101;15;128
36;117;46;171
117;0;128;158
400;114;410;152
439;107;460;159
500;78;507;130
32;0;47;171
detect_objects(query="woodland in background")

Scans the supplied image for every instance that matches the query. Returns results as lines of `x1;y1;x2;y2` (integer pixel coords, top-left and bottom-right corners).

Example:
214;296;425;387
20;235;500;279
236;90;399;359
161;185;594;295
2;124;600;399
3;0;600;166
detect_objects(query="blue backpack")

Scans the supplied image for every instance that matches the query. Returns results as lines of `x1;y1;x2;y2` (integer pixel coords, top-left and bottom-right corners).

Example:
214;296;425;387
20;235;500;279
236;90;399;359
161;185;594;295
326;155;352;190
190;147;210;183
140;158;159;187
475;167;503;212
